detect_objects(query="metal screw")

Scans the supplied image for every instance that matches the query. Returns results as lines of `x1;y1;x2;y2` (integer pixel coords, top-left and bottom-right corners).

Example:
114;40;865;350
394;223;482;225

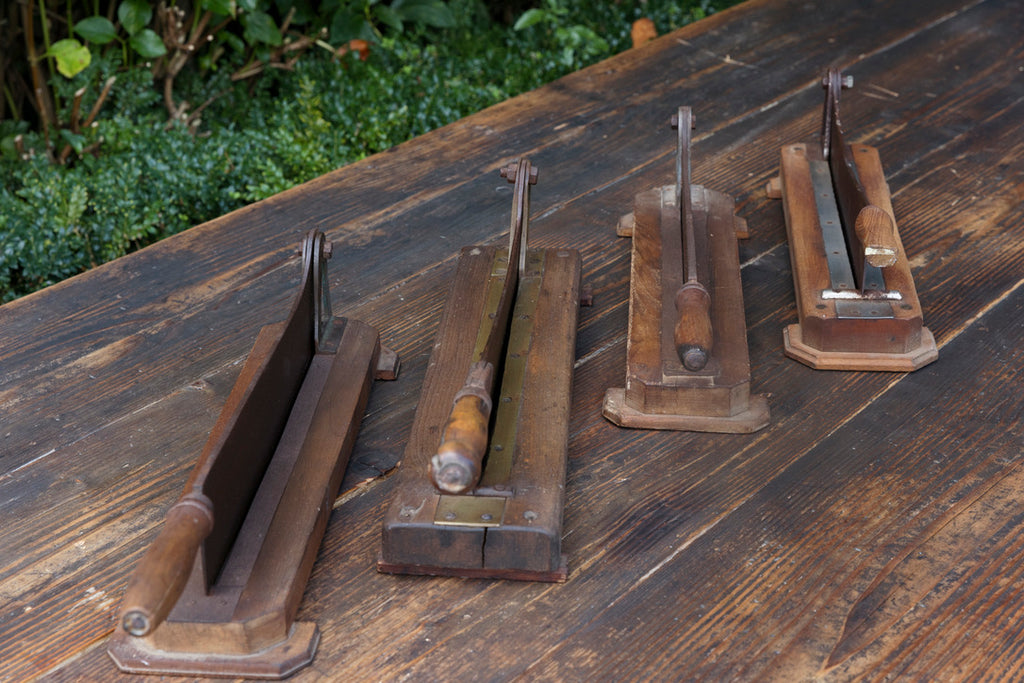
523;510;538;521
501;162;539;185
445;511;457;520
500;163;517;182
822;74;854;89
481;513;493;521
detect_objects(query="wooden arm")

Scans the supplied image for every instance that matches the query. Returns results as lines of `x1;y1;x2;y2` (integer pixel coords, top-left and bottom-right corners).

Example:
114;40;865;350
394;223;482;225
119;493;214;637
674;282;713;371
855;204;898;268
429;362;494;494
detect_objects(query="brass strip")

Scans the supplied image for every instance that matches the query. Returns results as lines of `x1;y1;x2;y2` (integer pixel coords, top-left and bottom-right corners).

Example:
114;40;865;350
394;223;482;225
478;249;544;490
432;250;544;527
471;248;511;361
434;495;506;527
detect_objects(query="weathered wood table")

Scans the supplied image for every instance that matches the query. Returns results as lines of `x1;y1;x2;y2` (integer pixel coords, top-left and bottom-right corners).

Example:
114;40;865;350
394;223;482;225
3;0;1023;679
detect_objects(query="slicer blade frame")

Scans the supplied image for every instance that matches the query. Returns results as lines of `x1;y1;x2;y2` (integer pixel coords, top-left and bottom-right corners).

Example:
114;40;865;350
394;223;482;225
603;108;769;433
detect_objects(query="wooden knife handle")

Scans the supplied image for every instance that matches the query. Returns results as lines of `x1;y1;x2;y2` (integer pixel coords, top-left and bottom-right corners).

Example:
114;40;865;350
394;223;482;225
855;204;898;268
430;362;494;495
119;493;214;637
674;283;713;371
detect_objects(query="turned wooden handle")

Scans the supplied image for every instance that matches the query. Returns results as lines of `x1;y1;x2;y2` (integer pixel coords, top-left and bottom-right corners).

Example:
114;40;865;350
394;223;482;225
674;283;713;371
855;204;898;268
429;362;494;495
119;493;214;637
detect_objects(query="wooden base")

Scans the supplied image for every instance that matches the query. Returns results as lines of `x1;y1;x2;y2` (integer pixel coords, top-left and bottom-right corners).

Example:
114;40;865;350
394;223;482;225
603;388;769;433
377;556;568;583
379;246;580;580
785;324;938;371
107;623;318;679
774;143;937;371
603;185;769;433
108;319;390;678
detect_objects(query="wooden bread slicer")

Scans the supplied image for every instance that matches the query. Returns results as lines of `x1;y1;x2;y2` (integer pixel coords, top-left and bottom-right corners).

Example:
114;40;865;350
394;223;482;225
107;229;398;678
603;107;769;432
378;159;582;581
766;68;937;370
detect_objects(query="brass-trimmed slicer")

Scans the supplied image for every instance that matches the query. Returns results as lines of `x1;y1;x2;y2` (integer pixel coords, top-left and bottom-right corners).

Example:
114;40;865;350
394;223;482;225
379;159;583;581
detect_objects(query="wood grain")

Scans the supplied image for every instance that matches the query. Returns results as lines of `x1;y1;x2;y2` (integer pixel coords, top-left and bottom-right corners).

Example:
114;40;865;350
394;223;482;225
2;0;1024;680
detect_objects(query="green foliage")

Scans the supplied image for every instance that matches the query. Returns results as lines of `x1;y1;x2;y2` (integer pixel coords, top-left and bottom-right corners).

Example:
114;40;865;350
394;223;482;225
514;0;609;68
74;17;120;46
327;0;456;44
0;0;736;302
47;39;93;78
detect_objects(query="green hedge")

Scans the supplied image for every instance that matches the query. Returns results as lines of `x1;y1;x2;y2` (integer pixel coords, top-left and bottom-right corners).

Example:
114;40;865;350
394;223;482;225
0;0;729;302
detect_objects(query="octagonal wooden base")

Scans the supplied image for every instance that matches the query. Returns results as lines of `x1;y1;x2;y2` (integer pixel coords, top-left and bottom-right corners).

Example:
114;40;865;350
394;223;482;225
784;324;938;371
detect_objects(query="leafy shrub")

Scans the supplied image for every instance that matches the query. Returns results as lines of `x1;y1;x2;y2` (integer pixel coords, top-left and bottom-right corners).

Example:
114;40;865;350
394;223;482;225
0;0;734;302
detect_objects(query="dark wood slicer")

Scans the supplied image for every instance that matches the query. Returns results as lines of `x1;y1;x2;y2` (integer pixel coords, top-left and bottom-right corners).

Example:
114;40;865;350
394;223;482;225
766;67;938;370
107;229;398;678
378;159;583;581
603;106;769;432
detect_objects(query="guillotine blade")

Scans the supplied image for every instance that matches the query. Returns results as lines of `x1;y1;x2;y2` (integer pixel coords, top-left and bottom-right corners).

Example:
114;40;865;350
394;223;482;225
108;229;398;678
379;159;582;581
767;67;938;371
603;107;769;432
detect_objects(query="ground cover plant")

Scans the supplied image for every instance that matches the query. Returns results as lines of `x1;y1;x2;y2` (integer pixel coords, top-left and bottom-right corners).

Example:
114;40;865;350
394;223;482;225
1;0;735;302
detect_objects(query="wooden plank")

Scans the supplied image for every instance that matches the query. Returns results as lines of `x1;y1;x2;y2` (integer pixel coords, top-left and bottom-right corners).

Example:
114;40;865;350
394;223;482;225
518;283;1024;680
3;0;1024;680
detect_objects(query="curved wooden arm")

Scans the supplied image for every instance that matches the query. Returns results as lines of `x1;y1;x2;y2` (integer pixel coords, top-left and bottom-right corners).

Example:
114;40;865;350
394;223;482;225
671;106;713;371
674;282;713;371
855;204;898;268
429;362;494;495
119;493;214;637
